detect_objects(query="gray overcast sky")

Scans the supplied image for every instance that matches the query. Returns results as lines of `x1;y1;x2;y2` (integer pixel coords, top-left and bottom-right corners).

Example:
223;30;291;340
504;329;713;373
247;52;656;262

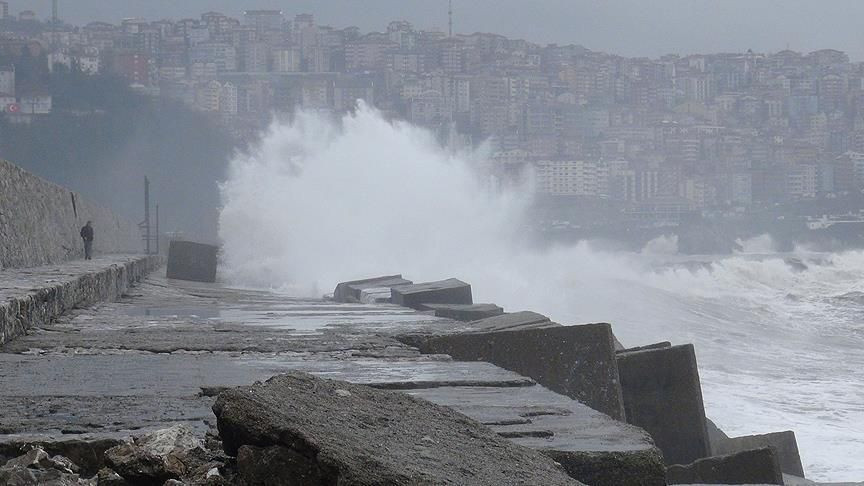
11;1;864;60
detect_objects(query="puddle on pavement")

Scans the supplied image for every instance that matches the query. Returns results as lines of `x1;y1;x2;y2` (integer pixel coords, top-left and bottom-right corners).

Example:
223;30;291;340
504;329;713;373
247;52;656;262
121;307;222;319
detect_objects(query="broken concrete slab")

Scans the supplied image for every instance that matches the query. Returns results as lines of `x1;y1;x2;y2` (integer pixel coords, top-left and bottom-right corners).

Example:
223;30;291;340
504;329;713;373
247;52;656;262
617;344;711;466
213;372;583;485
666;447;784;485
407;384;665;486
333;275;412;303
390;278;472;309
166;240;219;283
711;429;805;478
415;323;626;420
418;303;504;321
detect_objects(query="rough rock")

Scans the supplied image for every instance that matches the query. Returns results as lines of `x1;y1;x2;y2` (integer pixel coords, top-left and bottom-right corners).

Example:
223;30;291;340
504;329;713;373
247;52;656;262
617;344;711;465
0;438;124;477
666;447;784;485
105;425;208;484
415;323;626;420
0;447;90;485
212;372;583;485
390;278;473;309
333;275;412;303
95;467;127;485
166;241;219;283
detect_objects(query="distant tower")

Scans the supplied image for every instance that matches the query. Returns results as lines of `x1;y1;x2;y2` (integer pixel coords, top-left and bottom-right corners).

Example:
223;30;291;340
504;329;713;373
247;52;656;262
448;0;453;37
51;0;59;49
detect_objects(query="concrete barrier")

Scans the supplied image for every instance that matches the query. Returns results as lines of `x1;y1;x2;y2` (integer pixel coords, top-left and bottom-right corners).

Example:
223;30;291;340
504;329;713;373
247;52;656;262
416;323;626;420
0;159;140;269
666;447;784;485
166;241;219;283
0;256;162;345
617;344;711;465
333;275;412;303
390;278;472;309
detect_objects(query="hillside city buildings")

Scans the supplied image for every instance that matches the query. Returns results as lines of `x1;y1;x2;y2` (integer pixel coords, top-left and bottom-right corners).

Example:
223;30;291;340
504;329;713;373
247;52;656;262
4;8;864;223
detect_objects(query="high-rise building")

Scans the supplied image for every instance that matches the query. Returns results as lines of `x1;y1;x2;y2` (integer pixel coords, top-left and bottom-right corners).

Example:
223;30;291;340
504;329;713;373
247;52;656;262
0;1;8;19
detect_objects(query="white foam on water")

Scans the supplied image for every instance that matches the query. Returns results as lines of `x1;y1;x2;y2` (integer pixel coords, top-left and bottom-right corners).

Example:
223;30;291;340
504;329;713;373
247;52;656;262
219;106;864;482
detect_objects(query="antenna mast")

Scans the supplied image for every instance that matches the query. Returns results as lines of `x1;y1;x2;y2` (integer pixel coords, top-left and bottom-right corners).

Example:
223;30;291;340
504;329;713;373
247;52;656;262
51;0;58;49
448;0;453;37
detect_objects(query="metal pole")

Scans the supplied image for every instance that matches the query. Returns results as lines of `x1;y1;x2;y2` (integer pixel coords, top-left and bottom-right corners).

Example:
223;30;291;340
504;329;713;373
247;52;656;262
155;204;160;255
144;177;151;255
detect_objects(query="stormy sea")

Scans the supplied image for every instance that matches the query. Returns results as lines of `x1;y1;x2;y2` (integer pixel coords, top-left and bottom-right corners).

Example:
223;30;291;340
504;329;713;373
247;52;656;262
218;105;864;482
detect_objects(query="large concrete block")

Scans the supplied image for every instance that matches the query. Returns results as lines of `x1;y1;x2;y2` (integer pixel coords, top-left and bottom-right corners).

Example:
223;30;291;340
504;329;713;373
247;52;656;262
418;303;504;321
711;428;805;478
617;344;710;465
417;323;626;420
390;278;472;309
666;447;784;485
332;275;412;303
166;241;218;283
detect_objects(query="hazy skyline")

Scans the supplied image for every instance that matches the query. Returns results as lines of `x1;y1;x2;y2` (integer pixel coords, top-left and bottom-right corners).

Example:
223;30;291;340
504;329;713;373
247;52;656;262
10;0;864;60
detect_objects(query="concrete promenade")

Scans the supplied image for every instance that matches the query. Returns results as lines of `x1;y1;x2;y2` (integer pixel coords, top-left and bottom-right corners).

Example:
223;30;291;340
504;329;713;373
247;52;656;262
0;268;662;484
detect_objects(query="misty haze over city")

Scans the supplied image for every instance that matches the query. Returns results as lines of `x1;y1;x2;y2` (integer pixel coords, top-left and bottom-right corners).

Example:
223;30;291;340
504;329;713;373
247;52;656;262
1;1;864;485
12;0;864;59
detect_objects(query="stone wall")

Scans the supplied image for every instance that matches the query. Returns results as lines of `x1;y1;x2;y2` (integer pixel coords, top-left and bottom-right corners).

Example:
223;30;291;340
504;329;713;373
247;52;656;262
0;159;140;269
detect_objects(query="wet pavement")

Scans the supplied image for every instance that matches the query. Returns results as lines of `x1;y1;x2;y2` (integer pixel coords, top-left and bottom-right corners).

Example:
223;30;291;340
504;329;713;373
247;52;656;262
0;269;656;462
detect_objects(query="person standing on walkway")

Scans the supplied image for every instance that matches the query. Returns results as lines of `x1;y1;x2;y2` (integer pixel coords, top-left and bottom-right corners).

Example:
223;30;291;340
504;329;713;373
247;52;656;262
80;221;94;260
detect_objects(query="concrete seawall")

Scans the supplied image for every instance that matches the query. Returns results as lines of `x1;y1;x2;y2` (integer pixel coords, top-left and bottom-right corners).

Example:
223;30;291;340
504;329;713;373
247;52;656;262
0;256;163;345
0;159;140;269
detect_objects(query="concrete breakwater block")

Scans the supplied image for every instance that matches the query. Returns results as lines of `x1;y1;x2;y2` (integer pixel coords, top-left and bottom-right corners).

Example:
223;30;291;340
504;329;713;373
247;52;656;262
408;384;665;486
333;275;413;303
390;278;472;309
417;303;504;321
466;310;554;332
166;241;218;283
415;323;626;420
212;372;583;485
666;447;784;485
617;344;711;466
710;428;805;478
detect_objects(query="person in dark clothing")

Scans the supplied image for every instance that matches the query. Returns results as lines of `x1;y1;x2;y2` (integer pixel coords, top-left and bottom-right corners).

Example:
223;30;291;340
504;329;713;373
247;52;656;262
80;221;94;260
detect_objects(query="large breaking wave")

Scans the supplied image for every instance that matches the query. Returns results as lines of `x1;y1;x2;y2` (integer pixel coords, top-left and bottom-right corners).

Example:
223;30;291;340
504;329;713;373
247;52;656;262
218;106;864;481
